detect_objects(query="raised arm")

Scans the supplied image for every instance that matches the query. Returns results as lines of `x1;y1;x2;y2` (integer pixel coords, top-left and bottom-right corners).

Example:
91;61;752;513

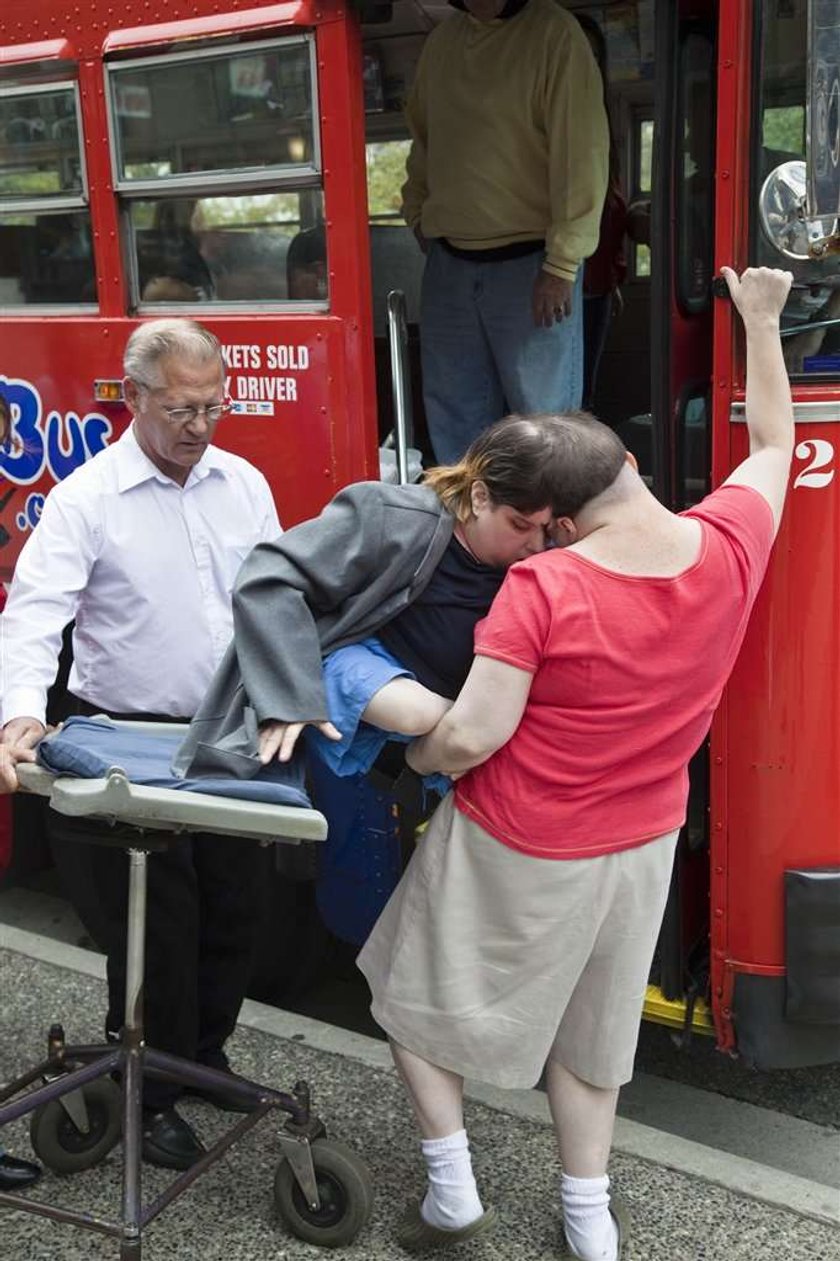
721;265;794;533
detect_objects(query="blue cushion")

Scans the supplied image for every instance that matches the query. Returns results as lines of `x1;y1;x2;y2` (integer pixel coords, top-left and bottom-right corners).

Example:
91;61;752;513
38;716;310;810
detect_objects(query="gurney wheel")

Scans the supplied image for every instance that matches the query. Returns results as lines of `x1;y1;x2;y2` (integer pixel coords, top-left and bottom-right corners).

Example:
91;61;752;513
30;1078;121;1174
274;1136;373;1247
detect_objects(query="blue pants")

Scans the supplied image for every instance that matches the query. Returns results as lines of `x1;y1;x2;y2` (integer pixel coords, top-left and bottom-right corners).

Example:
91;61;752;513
420;242;584;464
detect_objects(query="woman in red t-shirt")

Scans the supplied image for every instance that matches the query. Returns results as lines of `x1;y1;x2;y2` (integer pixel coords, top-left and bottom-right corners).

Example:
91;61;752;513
0;393;42;1192
358;268;794;1260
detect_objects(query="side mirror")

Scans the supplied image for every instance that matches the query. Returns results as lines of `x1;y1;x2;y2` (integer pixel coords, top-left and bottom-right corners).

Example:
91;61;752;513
759;160;838;259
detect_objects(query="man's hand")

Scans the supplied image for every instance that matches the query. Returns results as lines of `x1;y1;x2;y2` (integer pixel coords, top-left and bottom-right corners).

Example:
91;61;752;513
258;718;342;765
412;225;429;254
533;272;574;328
0;718;44;794
0;742;37;793
2;717;46;750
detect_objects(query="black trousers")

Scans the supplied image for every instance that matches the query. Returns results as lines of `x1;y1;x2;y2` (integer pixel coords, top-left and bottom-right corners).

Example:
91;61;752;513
48;698;261;1109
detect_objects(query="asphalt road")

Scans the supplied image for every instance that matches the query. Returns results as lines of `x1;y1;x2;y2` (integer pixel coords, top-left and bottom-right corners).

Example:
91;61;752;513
1;941;838;1261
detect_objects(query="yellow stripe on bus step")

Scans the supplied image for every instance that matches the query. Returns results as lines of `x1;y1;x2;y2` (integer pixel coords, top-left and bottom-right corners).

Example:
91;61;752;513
642;984;714;1035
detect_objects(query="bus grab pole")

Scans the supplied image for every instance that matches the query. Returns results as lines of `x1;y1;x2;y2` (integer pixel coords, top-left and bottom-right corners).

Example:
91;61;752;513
386;290;415;485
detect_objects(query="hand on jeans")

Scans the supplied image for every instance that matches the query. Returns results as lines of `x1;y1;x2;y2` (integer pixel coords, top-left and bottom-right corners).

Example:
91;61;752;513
532;272;574;328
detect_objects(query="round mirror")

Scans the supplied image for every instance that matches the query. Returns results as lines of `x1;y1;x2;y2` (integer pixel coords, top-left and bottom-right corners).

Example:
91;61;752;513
759;160;837;260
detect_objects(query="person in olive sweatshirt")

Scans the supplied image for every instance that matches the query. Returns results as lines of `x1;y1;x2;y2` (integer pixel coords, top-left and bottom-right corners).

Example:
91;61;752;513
402;0;609;464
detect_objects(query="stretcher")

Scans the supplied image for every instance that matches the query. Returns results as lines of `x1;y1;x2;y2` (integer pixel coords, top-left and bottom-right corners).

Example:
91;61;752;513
0;719;373;1259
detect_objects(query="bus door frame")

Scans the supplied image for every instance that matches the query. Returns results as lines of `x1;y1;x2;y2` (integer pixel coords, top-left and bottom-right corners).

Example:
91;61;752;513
649;0;720;1007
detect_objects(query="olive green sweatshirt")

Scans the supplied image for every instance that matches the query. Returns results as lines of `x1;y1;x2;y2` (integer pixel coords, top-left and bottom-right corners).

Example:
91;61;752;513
401;0;609;280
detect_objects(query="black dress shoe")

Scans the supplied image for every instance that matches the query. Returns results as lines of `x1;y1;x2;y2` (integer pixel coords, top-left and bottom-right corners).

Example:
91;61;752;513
141;1108;205;1170
0;1152;42;1191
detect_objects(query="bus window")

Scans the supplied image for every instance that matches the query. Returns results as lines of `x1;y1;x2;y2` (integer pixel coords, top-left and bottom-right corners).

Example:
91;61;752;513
366;139;410;225
129;190;326;304
676;30;715;315
107;37;326;307
366;139;423;335
630;115;654;279
753;0;840;376
0;81;97;307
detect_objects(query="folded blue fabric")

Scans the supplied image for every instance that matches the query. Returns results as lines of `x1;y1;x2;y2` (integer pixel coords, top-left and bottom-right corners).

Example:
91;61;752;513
38;716;311;810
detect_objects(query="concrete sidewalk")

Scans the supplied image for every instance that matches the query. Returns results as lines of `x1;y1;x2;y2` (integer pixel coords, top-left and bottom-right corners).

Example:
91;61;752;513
1;939;838;1261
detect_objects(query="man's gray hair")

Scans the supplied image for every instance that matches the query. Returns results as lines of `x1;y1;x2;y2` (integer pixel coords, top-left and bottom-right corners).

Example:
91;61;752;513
123;319;222;387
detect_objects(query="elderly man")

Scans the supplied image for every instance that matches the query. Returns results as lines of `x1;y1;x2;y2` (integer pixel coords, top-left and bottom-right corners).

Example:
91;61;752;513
403;0;609;463
0;320;280;1169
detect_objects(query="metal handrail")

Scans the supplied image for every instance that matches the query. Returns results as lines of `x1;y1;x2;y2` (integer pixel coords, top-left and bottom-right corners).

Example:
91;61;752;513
386;289;415;485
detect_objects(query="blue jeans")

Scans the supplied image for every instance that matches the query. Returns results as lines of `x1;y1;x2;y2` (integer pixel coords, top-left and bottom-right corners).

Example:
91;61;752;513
420;242;584;464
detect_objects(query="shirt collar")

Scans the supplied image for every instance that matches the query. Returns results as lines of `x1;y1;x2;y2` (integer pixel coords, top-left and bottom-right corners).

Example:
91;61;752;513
115;423;226;493
450;0;530;19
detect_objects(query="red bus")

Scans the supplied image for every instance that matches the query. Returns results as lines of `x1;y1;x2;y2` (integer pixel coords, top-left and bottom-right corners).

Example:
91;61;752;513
1;0;838;1070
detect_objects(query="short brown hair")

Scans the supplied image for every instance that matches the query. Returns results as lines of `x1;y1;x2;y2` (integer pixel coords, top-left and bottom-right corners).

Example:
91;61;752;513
423;412;626;521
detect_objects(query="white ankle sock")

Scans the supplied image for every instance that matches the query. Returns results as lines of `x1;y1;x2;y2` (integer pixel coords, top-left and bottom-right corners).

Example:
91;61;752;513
560;1173;618;1261
419;1129;484;1231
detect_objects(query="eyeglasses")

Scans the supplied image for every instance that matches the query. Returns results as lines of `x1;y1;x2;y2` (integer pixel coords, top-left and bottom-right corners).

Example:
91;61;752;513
156;400;232;425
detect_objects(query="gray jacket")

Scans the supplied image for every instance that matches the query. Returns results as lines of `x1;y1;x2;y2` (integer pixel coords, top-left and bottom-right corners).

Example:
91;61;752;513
174;481;454;778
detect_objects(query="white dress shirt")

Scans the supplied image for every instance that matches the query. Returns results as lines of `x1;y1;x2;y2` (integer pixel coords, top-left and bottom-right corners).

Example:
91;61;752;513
1;425;281;724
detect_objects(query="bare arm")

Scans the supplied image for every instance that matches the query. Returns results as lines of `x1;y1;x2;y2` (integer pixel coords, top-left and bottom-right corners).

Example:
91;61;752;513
406;655;533;777
721;265;794;533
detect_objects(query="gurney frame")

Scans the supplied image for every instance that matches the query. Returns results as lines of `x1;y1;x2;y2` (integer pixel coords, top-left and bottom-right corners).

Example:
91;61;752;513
0;750;373;1257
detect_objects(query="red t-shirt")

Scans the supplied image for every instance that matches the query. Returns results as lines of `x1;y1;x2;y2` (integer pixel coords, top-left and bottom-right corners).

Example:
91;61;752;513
455;485;775;859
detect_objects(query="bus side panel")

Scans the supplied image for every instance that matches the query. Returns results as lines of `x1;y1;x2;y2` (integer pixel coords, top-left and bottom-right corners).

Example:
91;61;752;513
715;412;840;1065
1;320;130;578
317;13;380;491
0;313;365;580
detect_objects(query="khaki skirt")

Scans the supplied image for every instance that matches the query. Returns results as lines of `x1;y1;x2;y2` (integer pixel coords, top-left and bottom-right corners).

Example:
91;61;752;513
357;794;678;1090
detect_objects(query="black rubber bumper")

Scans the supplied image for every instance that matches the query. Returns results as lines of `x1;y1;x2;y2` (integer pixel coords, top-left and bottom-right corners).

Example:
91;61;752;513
785;868;840;1024
732;867;840;1069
